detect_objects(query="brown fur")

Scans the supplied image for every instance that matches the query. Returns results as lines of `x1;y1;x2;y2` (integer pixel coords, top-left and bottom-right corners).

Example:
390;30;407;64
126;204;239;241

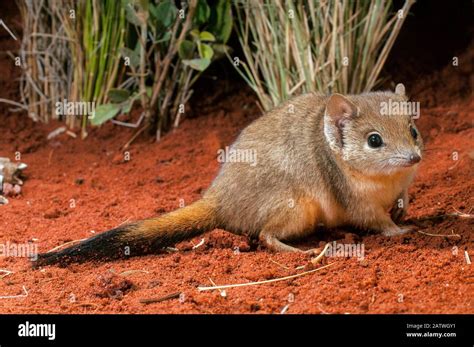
125;199;217;243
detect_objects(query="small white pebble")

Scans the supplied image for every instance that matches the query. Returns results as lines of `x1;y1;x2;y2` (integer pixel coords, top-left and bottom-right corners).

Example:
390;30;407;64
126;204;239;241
465;251;471;265
280;304;290;314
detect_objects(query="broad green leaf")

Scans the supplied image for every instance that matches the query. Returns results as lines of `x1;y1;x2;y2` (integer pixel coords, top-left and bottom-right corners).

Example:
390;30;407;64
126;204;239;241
208;0;233;43
124;3;142;26
108;89;130;103
194;0;210;26
121;99;134;114
119;47;140;68
199;31;216;42
182;58;211;71
149;3;158;18
154;0;177;29
178;40;194;60
199;43;214;60
124;0;148;26
189;29;200;41
90;104;121;126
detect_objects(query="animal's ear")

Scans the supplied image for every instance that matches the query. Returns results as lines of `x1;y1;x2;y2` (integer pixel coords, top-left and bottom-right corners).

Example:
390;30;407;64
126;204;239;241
395;83;406;96
325;94;358;122
324;94;358;150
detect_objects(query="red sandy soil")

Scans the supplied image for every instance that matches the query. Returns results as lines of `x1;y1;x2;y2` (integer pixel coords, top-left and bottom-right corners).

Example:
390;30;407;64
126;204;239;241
0;29;473;313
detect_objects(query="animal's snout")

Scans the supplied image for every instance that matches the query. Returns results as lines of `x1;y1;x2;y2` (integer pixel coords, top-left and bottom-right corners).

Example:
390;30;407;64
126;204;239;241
408;153;421;164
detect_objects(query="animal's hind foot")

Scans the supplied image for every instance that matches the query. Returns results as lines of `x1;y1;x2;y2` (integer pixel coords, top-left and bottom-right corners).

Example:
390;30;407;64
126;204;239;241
382;224;415;237
259;232;319;254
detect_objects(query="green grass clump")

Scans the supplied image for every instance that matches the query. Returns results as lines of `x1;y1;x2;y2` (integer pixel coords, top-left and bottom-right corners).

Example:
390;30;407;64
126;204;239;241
233;0;414;110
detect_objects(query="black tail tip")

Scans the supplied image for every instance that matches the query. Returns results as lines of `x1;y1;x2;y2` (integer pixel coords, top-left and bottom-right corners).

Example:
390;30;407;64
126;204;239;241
32;251;71;268
31;225;134;268
30;223;169;268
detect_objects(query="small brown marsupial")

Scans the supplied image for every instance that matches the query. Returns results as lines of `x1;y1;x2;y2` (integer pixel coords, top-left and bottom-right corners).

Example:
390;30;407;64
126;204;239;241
35;84;423;266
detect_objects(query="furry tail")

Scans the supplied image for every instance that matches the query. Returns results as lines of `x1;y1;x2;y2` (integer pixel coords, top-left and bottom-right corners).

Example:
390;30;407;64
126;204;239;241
34;199;217;267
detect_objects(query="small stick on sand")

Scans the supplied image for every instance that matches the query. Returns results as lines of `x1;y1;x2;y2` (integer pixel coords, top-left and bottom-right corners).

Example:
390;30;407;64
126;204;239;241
122;123;149;150
208;278;227;297
119;270;149;277
0;269;14;279
280;304;290;314
317;303;329;314
452;207;473;218
46;238;88;253
47;126;66;140
192;238;205;250
117;217;132;227
198;262;335;291
447;158;461;171
0;286;28;299
139;291;181;304
74;302;99;309
415;230;461;238
165;247;179;253
414;208;473;223
269;258;290;270
465;251;471;265
311;243;330;265
295;243;329;270
47;149;54;166
66;131;77;138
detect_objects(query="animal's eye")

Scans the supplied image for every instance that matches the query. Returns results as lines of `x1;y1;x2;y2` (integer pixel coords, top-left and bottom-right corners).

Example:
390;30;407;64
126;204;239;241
410;125;418;140
367;133;383;148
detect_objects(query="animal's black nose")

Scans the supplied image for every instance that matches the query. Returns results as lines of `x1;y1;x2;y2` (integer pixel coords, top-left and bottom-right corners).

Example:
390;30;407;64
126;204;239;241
408;153;421;164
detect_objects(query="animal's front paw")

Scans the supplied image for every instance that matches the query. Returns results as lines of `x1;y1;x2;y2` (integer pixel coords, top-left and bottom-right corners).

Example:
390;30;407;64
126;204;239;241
390;199;407;223
390;205;406;223
382;225;415;237
2;183;22;196
0;195;8;205
390;191;408;223
304;247;323;256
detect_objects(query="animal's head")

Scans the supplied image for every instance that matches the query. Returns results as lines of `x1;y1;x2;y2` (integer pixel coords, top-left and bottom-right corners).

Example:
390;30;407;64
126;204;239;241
323;84;423;175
